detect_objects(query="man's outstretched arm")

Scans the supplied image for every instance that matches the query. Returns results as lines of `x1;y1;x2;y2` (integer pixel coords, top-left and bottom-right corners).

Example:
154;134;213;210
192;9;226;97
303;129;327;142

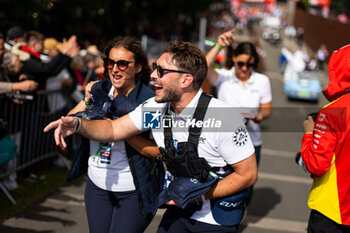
44;114;141;149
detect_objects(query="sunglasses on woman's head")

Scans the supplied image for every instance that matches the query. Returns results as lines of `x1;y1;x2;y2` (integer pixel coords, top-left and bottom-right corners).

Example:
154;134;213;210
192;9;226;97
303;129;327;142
152;62;189;78
236;61;255;69
107;59;135;71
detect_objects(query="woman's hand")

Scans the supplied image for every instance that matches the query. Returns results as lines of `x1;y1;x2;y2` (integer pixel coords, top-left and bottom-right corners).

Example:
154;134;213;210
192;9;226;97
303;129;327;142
84;80;98;102
253;112;264;123
217;29;235;48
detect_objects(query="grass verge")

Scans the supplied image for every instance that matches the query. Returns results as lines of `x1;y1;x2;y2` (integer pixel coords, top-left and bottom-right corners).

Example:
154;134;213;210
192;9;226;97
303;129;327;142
0;165;69;223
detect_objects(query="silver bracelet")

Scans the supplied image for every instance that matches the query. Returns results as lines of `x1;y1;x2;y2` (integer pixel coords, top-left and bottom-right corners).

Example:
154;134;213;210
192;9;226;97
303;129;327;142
75;117;82;133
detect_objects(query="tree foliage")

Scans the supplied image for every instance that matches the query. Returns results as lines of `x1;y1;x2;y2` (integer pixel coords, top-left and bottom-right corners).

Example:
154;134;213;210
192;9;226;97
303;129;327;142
0;0;220;46
330;0;350;15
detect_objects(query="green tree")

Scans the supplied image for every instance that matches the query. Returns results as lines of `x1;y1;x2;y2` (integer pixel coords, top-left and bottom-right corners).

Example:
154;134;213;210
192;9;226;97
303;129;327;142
0;0;220;46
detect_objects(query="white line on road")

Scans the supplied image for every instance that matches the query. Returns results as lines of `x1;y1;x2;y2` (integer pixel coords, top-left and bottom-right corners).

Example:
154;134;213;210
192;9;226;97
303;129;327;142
61;192;84;201
47;197;85;207
259;172;312;184
262;148;295;158
49;192;309;233
242;215;308;233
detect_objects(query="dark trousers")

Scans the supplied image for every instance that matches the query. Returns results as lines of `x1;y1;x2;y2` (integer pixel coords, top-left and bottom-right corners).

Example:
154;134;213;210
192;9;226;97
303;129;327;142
308;210;350;233
246;145;261;206
84;177;152;233
157;207;237;233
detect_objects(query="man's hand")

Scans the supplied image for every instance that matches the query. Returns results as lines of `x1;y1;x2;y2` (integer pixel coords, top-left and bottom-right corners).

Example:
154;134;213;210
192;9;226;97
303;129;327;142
43;116;79;149
12;80;38;92
166;200;180;207
303;116;314;134
19;74;28;81
61;35;80;58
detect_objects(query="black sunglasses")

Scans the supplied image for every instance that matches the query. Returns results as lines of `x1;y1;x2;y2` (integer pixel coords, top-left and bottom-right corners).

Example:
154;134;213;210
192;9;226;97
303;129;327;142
152;62;188;78
107;59;135;71
236;61;255;69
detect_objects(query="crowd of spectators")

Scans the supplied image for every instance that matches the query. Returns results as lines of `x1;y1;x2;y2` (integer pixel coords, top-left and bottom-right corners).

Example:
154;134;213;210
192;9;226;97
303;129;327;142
0;26;105;190
1;26;105;105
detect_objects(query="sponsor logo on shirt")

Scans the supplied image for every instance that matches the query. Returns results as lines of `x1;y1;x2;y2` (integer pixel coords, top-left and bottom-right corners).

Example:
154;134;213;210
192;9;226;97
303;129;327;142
317;113;326;122
198;137;207;144
233;127;248;146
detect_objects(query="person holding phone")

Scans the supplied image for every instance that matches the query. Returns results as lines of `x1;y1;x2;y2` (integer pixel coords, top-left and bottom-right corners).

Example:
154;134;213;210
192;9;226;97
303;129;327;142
206;29;272;166
206;29;272;206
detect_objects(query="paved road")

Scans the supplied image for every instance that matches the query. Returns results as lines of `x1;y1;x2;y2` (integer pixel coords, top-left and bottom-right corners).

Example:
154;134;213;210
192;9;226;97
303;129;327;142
0;35;330;233
237;35;329;233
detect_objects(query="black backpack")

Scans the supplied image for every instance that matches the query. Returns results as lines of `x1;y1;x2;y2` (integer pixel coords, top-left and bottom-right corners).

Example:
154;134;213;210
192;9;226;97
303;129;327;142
158;93;213;182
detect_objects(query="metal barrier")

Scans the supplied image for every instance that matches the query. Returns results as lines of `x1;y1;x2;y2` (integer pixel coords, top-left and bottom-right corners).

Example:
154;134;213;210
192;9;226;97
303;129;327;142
0;89;73;204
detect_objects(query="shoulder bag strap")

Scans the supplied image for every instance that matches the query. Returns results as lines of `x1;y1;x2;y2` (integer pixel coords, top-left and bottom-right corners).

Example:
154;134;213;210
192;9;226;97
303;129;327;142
188;93;212;146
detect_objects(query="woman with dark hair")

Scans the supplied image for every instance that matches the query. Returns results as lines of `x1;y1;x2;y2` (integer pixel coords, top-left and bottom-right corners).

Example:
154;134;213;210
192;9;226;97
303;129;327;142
206;29;272;167
102;36;151;86
67;36;163;233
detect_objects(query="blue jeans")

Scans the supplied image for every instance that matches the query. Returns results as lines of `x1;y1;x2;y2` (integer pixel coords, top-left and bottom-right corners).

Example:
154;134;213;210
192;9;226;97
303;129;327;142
254;145;261;167
246;145;261;206
84;177;152;233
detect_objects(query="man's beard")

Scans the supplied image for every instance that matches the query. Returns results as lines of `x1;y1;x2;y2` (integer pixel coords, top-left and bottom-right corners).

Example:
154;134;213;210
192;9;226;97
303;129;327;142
155;85;181;104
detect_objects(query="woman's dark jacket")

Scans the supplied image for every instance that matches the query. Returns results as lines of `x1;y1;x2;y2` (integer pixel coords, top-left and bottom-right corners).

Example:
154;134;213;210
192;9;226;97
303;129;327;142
67;78;164;219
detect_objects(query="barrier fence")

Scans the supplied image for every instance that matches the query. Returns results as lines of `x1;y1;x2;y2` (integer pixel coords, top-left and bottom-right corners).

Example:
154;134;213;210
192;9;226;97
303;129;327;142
0;90;74;204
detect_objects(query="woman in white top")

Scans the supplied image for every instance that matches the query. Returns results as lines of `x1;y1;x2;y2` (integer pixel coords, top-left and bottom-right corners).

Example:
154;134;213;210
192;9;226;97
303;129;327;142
68;36;160;233
206;29;272;167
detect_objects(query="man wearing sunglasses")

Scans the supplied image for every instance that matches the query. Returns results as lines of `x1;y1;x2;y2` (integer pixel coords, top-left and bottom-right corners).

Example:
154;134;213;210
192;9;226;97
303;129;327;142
44;40;257;232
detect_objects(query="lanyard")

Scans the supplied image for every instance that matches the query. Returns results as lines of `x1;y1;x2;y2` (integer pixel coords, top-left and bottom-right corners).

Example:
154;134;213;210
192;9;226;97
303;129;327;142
93;142;108;161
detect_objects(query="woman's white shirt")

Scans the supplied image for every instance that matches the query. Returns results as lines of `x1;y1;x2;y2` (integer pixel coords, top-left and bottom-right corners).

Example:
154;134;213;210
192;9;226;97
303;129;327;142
214;67;272;146
88;86;136;192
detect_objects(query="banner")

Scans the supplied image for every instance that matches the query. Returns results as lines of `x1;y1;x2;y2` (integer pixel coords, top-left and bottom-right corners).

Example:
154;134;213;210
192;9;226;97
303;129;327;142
231;0;276;8
308;0;330;8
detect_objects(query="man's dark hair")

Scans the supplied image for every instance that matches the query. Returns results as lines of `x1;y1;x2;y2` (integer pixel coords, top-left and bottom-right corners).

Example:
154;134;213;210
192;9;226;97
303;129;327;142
103;36;150;85
164;40;208;90
25;30;44;43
